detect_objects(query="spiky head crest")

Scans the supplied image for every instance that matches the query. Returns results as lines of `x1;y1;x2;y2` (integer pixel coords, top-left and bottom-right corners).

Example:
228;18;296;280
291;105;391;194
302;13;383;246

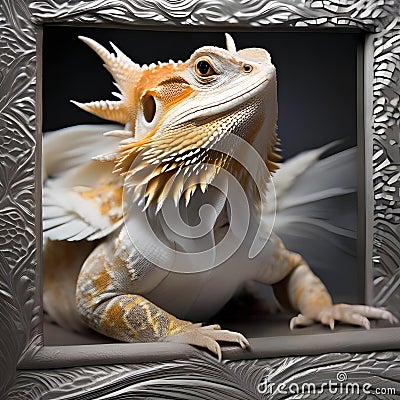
73;34;280;210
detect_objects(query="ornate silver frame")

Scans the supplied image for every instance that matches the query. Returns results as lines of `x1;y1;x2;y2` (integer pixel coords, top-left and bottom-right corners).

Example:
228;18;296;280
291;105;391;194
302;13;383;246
1;1;399;398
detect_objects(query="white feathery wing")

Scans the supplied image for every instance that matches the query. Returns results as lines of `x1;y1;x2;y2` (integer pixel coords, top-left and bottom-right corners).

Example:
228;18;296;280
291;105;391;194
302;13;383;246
43;124;125;241
43;124;123;180
265;144;358;300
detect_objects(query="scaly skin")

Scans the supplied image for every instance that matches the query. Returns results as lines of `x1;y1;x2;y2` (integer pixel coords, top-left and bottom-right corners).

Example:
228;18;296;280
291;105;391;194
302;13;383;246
43;34;397;361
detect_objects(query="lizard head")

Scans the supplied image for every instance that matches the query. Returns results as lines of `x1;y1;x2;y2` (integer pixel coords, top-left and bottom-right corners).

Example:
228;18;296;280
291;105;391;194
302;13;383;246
73;34;280;210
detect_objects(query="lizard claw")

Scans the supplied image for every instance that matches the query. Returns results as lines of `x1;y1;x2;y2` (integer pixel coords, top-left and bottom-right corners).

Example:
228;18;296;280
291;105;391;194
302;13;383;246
165;324;250;362
379;308;399;324
291;304;398;330
289;314;314;330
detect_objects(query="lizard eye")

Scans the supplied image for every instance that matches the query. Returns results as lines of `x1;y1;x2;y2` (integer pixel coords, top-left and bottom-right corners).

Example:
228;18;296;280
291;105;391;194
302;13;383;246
195;59;216;77
242;64;253;73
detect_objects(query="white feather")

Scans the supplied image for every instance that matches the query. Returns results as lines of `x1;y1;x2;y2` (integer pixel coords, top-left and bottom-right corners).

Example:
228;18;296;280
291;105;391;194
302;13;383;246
265;145;358;301
271;141;340;200
43;124;124;242
43;124;122;181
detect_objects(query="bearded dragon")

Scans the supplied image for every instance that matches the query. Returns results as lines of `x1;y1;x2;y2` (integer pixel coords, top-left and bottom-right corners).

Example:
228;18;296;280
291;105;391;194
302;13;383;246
43;34;397;361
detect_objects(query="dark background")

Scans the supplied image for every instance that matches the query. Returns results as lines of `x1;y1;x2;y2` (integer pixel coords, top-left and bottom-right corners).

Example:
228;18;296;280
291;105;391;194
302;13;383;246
42;27;362;160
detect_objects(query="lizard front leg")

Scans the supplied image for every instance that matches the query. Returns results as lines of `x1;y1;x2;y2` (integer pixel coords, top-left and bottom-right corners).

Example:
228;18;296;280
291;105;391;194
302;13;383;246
76;234;249;361
256;235;397;329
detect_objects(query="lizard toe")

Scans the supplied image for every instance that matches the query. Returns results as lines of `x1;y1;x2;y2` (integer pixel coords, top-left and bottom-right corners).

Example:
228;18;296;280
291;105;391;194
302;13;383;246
165;325;250;361
290;304;397;330
289;314;314;329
